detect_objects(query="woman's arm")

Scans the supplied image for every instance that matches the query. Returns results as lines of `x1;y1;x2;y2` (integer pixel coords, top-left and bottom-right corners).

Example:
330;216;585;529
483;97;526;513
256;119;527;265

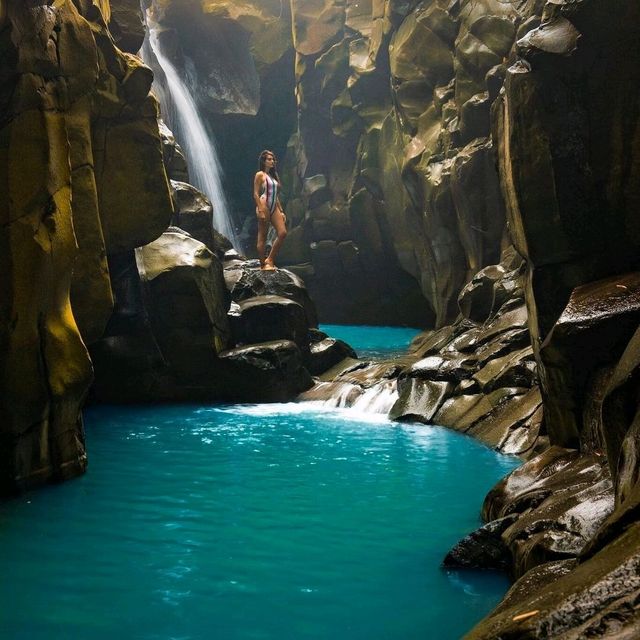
254;172;268;220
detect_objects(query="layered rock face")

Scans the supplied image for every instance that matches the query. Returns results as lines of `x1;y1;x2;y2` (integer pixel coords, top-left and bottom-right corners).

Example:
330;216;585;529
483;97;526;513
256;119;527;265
0;0;173;496
283;0;515;326
462;0;640;637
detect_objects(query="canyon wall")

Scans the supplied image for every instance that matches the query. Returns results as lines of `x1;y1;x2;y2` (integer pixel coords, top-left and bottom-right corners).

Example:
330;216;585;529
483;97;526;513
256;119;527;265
0;0;173;495
464;0;640;636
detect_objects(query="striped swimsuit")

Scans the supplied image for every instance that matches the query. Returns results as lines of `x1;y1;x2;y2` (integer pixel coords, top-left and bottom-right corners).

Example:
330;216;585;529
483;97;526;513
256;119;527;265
260;173;279;214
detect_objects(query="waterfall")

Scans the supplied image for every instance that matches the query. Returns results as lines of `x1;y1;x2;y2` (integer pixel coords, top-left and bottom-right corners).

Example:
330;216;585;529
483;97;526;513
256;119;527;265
299;380;399;416
143;23;239;249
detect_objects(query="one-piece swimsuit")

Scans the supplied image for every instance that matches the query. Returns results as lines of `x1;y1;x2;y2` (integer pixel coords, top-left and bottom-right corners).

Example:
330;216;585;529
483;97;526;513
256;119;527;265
260;173;279;215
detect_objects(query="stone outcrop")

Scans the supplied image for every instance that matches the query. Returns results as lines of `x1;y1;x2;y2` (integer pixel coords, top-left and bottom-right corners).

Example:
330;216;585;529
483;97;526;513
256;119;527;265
0;0;173;496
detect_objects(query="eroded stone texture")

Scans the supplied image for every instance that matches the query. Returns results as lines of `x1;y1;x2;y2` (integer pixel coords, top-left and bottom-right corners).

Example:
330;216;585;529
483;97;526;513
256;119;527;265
0;0;172;495
390;247;545;457
466;522;640;640
460;1;640;634
495;0;640;448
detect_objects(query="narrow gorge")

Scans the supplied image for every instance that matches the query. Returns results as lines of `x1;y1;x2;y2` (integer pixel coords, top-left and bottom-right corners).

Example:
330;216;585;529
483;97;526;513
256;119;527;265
1;0;640;638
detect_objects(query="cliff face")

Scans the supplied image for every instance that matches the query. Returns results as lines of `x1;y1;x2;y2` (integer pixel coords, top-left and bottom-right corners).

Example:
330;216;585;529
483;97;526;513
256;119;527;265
0;0;173;495
464;1;640;636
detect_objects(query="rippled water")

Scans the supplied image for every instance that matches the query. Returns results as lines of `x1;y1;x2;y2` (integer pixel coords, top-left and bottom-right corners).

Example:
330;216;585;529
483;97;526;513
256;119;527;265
0;404;518;640
320;324;421;360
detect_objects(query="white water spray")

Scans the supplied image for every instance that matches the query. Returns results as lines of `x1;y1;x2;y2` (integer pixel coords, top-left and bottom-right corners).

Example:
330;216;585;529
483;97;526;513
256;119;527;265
144;23;239;248
299;379;399;416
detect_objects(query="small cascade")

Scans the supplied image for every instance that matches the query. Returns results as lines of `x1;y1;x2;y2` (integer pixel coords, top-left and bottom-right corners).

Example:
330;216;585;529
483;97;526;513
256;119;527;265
298;379;398;416
143;21;239;248
350;380;399;414
298;381;362;408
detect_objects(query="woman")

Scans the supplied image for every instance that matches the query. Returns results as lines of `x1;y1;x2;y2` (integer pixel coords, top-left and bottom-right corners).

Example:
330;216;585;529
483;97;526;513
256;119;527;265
254;149;287;270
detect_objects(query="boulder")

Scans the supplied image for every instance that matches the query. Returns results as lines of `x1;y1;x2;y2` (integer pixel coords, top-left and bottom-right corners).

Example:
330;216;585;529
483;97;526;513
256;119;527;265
219;340;314;402
307;337;357;376
482;446;614;578
443;515;518;571
390;379;453;423
224;263;318;327
170;180;233;257
229;295;309;350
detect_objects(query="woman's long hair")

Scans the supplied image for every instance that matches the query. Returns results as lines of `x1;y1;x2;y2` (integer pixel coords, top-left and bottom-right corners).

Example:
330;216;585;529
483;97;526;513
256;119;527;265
259;149;281;183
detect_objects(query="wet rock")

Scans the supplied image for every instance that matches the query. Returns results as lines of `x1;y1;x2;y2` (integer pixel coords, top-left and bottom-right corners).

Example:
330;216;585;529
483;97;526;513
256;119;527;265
136;230;230;371
491;559;578;615
298;379;362;405
443;515;518;571
541;272;640;448
219;340;314;402
170;180;232;257
473;346;537;392
468;387;543;455
409;352;479;383
434;393;498;432
224;263;318;328
307;338;357;376
229;295;309;351
458;264;507;323
159;120;189;182
91;229;232;402
466;522;640;639
474;328;531;365
390;379;454;423
481;446;614;578
410;326;457;356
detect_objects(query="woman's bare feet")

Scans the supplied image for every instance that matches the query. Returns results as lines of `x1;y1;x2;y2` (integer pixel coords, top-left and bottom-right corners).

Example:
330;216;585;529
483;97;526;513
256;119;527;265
262;259;276;271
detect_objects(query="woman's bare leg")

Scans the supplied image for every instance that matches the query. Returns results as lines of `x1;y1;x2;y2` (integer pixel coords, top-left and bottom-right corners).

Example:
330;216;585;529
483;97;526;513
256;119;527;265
264;208;287;268
256;215;269;267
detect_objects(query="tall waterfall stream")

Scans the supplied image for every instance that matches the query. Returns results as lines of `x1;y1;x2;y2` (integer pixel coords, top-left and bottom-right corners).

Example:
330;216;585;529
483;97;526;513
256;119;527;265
143;22;239;249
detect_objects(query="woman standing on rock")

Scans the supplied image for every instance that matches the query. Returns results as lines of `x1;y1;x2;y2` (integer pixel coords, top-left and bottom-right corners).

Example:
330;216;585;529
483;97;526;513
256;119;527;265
254;149;287;270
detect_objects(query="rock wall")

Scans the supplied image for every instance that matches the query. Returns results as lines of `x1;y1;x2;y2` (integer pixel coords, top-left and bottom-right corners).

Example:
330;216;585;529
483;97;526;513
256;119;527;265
463;0;640;636
0;0;173;496
282;0;519;326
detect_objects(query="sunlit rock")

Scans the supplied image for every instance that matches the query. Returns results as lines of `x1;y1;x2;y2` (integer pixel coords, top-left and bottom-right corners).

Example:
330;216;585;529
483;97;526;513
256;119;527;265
0;0;172;495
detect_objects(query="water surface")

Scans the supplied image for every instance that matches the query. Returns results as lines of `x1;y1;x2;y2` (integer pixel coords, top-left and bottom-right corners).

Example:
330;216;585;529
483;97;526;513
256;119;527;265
320;324;422;360
0;404;518;640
